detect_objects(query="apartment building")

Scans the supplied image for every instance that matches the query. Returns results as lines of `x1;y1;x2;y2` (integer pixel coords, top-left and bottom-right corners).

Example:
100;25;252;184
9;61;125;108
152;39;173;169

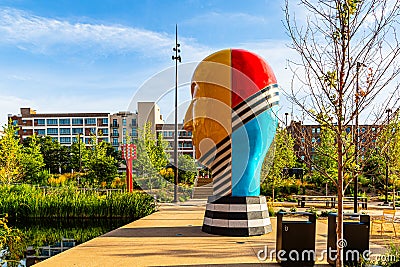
155;123;195;158
8;108;109;145
288;121;381;166
109;111;138;149
7;103;195;159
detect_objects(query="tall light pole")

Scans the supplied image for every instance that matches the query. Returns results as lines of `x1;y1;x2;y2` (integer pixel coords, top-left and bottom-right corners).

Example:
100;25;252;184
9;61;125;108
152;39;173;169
172;24;181;203
353;62;366;213
385;108;391;205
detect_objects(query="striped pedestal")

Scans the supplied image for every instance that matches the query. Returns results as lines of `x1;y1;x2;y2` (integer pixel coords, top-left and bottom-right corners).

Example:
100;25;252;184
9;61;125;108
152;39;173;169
202;196;272;236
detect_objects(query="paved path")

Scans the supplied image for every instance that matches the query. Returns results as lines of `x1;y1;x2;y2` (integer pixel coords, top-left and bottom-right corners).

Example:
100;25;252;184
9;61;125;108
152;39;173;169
35;200;388;267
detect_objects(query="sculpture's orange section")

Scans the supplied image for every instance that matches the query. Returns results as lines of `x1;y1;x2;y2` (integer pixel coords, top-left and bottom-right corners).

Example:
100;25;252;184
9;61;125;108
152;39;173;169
183;49;232;159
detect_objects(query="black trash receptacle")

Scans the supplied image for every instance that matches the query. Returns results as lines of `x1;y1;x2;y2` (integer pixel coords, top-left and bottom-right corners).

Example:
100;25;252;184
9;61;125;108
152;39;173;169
327;213;370;266
276;212;316;267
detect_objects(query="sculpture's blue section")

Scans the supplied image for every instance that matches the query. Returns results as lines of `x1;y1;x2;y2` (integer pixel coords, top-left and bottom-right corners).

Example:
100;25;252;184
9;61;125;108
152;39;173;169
231;106;278;196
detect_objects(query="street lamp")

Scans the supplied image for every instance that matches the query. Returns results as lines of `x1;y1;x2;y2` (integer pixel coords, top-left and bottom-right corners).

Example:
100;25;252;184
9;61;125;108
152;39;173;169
172;24;181;203
385;108;392;205
353;62;366;213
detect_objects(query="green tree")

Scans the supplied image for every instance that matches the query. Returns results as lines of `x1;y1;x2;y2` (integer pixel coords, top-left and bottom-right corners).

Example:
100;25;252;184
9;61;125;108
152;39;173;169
178;154;197;185
85;136;118;185
378;114;400;204
362;149;385;190
69;136;89;174
0;122;23;185
134;122;169;177
20;134;45;184
24;136;69;174
261;128;297;202
313;123;338;189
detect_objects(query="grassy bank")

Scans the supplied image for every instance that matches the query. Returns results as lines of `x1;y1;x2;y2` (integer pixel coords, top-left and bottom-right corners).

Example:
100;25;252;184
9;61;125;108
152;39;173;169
0;184;156;219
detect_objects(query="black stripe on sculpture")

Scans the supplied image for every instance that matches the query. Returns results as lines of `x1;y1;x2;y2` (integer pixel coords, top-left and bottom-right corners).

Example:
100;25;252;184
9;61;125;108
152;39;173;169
198;135;231;166
232;101;279;132
232;91;279;122
233;83;278;112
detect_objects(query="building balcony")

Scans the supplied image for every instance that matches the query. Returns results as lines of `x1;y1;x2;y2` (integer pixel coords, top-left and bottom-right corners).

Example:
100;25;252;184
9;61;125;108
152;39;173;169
111;124;119;128
111;133;119;137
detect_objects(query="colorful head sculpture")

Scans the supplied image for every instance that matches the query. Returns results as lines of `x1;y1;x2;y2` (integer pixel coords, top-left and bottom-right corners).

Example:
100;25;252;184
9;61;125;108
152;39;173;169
184;49;279;197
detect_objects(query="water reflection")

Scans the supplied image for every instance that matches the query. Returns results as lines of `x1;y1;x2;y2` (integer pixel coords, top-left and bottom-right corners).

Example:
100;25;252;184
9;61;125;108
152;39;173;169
6;218;133;267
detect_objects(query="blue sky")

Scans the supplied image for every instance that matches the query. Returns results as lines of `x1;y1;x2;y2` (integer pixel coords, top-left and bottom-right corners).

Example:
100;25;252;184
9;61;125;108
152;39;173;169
0;0;297;126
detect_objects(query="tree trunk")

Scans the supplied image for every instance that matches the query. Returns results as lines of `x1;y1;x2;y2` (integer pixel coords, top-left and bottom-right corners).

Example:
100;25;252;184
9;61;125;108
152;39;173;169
272;185;275;206
336;134;344;267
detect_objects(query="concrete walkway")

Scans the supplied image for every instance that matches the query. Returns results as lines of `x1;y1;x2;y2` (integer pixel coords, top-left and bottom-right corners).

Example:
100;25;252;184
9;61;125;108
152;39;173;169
35;200;389;267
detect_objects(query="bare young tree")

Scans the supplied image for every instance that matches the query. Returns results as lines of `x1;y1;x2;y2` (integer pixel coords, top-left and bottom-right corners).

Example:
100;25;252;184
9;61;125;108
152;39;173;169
284;0;400;265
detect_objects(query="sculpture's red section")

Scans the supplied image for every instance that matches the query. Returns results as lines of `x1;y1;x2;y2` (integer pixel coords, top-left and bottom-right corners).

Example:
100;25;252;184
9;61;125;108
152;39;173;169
231;49;277;108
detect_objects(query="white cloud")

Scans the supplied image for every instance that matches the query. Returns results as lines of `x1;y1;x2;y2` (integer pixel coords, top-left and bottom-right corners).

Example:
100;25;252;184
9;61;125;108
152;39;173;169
0;7;210;59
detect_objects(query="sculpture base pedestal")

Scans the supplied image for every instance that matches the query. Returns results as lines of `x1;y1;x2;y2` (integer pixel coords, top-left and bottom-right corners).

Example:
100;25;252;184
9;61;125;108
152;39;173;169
202;196;272;236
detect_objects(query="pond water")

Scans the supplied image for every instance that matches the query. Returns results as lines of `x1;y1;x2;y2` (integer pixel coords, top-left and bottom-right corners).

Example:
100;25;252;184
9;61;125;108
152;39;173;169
3;218;133;267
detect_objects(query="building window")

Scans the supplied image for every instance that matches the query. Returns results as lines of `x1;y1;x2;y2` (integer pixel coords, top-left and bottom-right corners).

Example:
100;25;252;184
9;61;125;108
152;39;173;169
47;119;58;125
36;129;45;135
59;119;70;125
113;129;118;136
72;128;83;134
362;127;366;133
89;128;96;134
112;138;119;146
35;119;45;125
188;132;192;137
12;120;18;126
72;137;83;143
60;137;71;144
312;137;316;143
123;128;126;136
132;128;137;137
85;138;91;144
112;119;118;127
72;118;83;125
47;128;58;135
316;128;320;133
346;127;351;134
372;127;376;132
301;138;305;143
98;128;108;135
102;118;108;125
122;118;126;126
163;131;168;137
60;128;71;135
169;131;173;137
301;155;305;160
85;118;96;125
52;137;58;142
132;119;137;126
